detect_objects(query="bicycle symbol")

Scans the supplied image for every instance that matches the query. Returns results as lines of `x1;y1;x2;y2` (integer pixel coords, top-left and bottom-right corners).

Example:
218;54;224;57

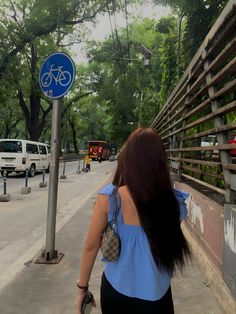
41;64;72;88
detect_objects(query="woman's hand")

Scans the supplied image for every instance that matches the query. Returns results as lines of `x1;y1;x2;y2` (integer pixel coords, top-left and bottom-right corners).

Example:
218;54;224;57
77;289;87;314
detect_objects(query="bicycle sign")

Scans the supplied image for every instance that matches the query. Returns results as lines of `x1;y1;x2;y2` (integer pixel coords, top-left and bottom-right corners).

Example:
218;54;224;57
39;52;75;99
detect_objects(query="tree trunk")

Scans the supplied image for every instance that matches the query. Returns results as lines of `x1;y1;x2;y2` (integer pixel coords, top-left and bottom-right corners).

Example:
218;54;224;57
69;117;79;154
17;43;52;142
4;124;10;138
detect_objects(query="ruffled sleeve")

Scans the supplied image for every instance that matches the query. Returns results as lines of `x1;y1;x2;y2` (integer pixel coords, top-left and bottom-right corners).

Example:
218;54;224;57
99;183;115;196
174;188;189;220
98;183;121;223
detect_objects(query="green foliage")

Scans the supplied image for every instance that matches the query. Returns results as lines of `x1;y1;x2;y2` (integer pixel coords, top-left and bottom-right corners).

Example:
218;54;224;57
0;0;138;142
83;16;180;144
152;0;228;62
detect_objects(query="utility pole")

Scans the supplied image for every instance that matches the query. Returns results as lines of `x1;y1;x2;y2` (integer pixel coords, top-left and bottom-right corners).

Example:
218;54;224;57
139;44;152;128
139;90;143;128
117;44;152;128
177;13;184;80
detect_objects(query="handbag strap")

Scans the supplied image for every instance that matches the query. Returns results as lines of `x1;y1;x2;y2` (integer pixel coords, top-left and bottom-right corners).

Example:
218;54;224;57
112;187;119;227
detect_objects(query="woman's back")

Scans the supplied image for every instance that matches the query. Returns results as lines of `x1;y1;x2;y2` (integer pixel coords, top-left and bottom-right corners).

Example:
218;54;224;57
118;186;141;226
100;183;172;301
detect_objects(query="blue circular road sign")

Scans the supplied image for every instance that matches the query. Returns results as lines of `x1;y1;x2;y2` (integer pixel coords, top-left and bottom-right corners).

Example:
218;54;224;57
39;52;76;99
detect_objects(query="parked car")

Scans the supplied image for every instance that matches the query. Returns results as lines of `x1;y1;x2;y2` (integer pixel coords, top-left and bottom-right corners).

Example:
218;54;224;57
200;135;218;155
0;139;50;177
228;134;236;156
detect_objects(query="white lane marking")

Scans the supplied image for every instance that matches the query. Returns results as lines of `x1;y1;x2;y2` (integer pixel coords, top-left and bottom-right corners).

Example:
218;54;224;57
0;166;115;291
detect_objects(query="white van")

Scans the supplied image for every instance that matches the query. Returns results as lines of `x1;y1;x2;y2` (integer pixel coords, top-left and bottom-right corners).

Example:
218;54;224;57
0;139;50;177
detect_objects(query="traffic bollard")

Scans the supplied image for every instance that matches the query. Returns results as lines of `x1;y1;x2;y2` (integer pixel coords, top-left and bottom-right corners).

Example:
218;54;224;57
39;169;47;188
21;168;31;194
60;161;67;179
3;174;7;195
76;159;81;174
0;171;11;202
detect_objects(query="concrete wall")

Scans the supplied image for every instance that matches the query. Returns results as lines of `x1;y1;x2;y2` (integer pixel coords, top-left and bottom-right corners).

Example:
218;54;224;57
223;204;236;298
174;182;236;313
174;182;224;270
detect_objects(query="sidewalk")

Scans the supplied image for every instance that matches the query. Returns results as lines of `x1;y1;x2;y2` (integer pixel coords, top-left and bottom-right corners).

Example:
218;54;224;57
0;182;224;314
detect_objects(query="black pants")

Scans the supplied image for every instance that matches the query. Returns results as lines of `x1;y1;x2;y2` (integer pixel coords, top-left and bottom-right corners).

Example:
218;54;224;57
86;164;90;171
100;273;174;314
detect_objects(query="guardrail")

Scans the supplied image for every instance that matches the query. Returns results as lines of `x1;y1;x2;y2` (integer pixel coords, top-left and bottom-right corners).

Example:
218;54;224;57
151;0;236;204
59;154;85;162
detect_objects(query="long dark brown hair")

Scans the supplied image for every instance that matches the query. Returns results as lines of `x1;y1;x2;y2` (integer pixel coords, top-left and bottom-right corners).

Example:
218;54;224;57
113;128;191;274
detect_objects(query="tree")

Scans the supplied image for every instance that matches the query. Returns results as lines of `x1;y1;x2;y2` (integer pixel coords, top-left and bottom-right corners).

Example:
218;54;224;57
0;71;24;138
0;0;113;78
0;0;141;142
152;0;228;62
157;16;178;104
80;16;182;144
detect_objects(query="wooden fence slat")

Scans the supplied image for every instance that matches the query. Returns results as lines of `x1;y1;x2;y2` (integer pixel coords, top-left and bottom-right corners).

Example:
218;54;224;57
167;143;236;152
161;100;236;137
205;8;236;58
185;98;211;119
181;174;226;194
223;164;236;171
152;76;188;129
213;77;236;99
168;157;221;167
182;165;223;179
159;116;184;136
207;36;236;72
182;100;236;132
163;122;236;142
208;55;236;87
155;91;187;131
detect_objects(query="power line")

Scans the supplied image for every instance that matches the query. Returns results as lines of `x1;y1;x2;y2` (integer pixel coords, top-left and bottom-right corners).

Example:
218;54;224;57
111;0;126;77
106;2;125;76
106;3;120;70
117;0;133;81
121;0;131;63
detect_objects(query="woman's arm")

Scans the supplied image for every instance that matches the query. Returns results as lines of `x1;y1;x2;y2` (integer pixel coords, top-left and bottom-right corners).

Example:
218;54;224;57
77;193;109;312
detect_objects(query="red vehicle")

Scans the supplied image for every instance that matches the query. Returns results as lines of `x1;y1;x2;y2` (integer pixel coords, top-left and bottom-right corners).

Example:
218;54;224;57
228;134;236;156
88;141;111;161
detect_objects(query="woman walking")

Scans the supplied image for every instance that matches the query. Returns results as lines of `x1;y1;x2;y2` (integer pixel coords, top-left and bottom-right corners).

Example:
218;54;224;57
77;128;191;314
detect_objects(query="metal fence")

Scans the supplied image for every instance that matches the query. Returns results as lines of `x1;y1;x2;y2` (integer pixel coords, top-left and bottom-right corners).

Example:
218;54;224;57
151;0;236;203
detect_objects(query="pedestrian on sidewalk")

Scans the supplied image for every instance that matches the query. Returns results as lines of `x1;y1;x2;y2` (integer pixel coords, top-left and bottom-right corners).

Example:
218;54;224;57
98;153;102;163
84;155;91;172
77;128;191;314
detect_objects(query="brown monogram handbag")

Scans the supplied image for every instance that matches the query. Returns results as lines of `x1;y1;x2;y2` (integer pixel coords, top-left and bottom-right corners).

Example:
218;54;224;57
100;188;121;262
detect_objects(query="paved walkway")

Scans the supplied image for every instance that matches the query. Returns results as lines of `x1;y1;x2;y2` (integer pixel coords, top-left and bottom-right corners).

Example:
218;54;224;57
0;177;225;314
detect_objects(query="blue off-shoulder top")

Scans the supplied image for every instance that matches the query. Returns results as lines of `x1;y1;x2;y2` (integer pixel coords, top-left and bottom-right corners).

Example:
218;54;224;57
99;184;189;301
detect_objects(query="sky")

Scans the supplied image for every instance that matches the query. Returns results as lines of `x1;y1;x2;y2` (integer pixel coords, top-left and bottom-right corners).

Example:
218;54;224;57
71;1;171;63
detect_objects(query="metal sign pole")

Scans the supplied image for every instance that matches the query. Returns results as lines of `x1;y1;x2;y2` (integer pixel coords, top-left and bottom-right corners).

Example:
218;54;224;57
44;98;63;261
36;52;75;264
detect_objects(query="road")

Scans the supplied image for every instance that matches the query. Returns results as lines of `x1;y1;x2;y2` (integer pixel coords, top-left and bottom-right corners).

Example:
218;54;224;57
0;160;116;292
0;160;83;194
